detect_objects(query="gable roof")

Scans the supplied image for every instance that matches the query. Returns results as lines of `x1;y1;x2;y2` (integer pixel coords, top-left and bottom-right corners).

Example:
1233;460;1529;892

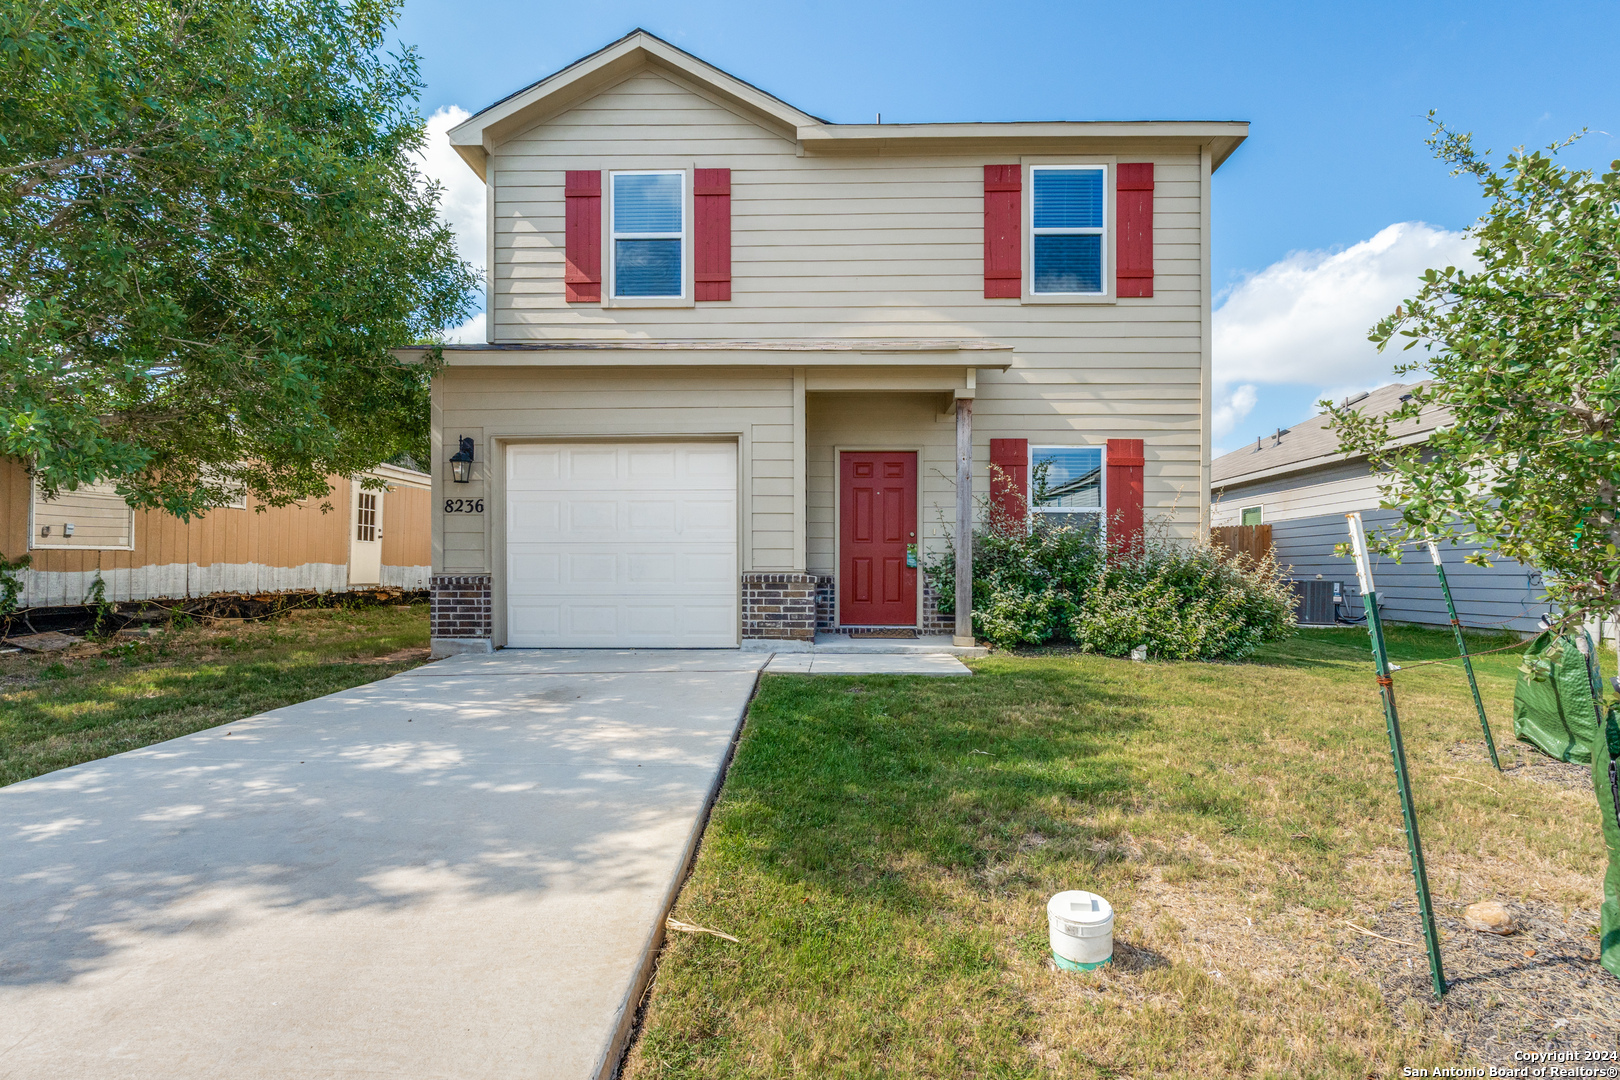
447;30;825;177
1211;382;1450;489
447;29;1249;179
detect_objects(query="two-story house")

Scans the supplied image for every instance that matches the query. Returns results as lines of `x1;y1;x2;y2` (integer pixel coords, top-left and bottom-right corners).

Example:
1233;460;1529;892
406;30;1247;655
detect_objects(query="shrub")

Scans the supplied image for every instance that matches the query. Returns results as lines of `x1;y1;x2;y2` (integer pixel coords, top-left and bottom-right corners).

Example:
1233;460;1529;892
925;519;1296;659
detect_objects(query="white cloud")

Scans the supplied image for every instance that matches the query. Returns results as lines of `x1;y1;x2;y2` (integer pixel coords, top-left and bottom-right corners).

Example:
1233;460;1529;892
418;106;485;279
1211;222;1479;441
1211;383;1258;445
444;312;485;344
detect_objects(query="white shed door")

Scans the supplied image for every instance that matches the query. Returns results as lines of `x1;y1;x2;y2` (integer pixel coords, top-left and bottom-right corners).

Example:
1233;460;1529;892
506;442;738;648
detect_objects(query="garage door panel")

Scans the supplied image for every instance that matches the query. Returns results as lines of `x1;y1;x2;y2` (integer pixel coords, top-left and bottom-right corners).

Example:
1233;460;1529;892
682;604;736;636
564;605;619;637
508;499;562;532
565;450;619;481
685;447;736;479
627;500;677;533
681;500;735;532
626;606;679;635
508;448;561;482
627;553;677;583
506;442;738;648
509;553;560;585
627;448;678;480
508;604;560;637
566;553;618;584
566;501;618;531
684;552;735;584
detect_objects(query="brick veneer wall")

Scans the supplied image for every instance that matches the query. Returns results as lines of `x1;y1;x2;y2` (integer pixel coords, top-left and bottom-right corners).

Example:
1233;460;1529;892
431;574;492;640
811;572;953;635
920;575;955;635
741;572;818;640
814;574;836;631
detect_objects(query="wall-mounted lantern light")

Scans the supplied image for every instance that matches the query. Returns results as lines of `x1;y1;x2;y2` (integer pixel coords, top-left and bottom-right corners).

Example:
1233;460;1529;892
449;437;475;484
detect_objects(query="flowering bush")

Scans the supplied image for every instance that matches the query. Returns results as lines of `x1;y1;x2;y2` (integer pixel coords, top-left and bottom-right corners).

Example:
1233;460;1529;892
925;519;1297;659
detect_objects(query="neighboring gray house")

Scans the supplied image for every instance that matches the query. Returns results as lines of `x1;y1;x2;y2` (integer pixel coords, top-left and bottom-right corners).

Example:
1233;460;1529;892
1210;382;1549;633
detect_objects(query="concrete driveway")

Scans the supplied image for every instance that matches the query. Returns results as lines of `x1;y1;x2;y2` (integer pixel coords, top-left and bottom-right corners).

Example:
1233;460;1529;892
0;650;767;1080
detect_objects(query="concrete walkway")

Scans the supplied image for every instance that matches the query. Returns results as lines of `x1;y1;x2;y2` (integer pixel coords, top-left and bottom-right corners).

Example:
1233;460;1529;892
763;652;972;675
0;650;766;1080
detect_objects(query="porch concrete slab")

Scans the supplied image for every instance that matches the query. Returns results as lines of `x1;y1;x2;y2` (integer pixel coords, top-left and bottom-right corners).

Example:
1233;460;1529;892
764;653;972;676
0;651;767;1080
810;633;989;657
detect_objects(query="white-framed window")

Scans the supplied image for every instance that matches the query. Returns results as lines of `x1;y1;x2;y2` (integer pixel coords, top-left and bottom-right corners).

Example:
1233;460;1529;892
611;170;685;299
1240;505;1264;526
356;491;378;542
1030;165;1108;296
1030;445;1104;526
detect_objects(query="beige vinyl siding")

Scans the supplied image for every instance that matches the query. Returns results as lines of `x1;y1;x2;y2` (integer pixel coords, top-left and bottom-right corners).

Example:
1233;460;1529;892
29;479;134;550
805;393;955;575
485;67;1208;535
431;366;797;587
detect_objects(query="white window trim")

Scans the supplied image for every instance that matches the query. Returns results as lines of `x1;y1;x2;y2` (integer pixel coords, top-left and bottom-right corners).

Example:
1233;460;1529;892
603;169;694;308
1239;504;1265;525
1022;158;1115;305
1028;444;1106;518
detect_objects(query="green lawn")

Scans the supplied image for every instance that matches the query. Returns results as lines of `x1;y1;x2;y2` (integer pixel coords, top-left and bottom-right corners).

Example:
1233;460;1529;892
0;603;430;787
626;627;1615;1079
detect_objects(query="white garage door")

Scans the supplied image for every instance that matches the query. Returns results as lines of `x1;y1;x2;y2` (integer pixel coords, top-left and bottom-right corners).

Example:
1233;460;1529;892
506;442;738;648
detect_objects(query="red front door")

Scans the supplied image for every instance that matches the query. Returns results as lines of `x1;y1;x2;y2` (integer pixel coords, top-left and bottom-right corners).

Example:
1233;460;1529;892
839;451;918;626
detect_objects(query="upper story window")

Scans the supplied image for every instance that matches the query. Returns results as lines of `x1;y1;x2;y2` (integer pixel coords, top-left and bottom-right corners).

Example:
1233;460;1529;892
1031;166;1107;296
612;171;684;298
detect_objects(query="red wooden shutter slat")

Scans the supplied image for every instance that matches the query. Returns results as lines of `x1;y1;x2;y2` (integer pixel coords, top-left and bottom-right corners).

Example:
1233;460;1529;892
1115;163;1154;298
564;170;601;303
1105;438;1145;555
983;164;1021;299
694;168;731;301
988;438;1029;531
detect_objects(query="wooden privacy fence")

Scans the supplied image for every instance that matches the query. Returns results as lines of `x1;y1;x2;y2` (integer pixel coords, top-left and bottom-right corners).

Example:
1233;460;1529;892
1211;524;1273;562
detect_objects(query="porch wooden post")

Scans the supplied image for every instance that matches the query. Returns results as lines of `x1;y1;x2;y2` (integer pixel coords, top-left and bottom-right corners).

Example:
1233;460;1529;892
954;398;974;645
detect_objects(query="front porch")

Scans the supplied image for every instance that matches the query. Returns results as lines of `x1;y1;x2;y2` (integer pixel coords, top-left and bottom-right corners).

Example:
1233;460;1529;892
746;378;982;646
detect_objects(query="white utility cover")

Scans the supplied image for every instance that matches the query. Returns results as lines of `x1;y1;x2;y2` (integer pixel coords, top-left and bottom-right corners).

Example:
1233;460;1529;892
506;442;738;648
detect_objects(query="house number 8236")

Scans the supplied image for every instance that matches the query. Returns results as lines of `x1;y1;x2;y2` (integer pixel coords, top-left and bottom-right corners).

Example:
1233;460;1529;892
443;498;484;514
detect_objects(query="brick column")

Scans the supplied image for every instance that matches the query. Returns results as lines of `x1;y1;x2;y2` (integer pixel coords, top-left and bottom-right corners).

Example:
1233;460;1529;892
741;572;818;641
430;574;493;656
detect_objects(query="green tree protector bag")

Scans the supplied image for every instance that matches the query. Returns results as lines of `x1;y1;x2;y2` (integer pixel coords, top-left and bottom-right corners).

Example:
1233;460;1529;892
1513;633;1598;763
1596;703;1620;980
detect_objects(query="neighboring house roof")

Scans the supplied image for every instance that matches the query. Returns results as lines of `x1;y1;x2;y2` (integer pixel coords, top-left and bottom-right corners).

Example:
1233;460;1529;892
447;28;1249;180
370;462;431;488
1211;382;1449;489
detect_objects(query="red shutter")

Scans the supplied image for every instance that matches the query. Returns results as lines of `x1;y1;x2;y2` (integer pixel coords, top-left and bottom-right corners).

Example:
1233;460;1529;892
983;164;1021;298
988;438;1029;532
1105;438;1145;555
1116;163;1154;298
694;168;732;301
564;170;601;303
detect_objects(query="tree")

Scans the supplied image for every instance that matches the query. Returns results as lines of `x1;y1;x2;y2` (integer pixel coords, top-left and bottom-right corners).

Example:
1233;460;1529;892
1330;116;1620;625
0;0;476;518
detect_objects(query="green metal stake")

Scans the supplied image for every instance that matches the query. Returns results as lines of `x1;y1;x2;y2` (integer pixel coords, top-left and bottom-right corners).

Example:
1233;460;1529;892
1426;539;1502;771
1348;515;1447;999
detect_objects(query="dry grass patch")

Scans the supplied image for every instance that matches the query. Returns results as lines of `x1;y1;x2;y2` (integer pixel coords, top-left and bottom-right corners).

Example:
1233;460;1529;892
623;627;1616;1079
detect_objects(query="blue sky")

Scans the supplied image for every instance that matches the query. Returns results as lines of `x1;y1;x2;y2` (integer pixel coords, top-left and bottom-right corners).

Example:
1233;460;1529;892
398;0;1620;454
